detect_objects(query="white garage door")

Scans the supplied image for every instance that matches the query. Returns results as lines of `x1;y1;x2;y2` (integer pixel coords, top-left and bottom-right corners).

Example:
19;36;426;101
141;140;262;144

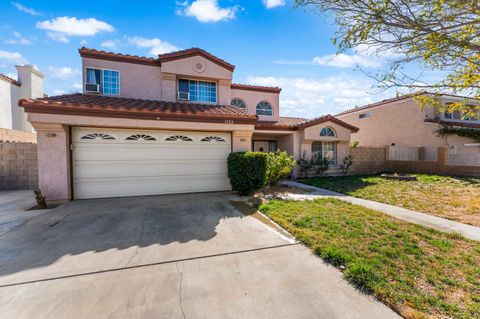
72;127;231;199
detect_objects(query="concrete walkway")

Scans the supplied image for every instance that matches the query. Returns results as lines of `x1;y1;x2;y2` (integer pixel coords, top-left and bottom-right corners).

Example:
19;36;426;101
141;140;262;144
281;180;480;241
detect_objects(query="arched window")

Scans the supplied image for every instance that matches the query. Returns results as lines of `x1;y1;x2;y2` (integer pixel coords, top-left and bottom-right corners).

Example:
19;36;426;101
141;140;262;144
231;98;246;109
256;101;273;116
320;127;336;137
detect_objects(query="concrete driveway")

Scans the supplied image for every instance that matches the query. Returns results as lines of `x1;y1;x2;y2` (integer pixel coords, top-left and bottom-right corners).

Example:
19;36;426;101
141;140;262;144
0;191;400;319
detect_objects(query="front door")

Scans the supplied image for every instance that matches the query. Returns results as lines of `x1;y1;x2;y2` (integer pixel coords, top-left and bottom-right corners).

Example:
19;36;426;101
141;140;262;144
253;140;277;153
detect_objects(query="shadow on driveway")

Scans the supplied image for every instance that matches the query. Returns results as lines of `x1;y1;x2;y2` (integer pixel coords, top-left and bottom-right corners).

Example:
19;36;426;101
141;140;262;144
0;192;284;282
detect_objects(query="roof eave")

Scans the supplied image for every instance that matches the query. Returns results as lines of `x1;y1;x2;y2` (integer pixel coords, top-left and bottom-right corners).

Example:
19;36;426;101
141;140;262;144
19;100;258;125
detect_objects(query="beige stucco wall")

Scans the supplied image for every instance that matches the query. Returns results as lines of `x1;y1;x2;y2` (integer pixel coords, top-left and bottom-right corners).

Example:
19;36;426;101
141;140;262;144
231;88;280;122
161;56;232;80
82;55;280;119
33;123;71;203
0;80;18;130
338;98;441;161
338;97;480;165
16;65;43;132
82;57;164;100
28;112;255;202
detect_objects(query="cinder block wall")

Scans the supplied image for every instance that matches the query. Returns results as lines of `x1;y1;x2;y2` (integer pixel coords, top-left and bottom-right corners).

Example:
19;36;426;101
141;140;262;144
350;147;387;175
0;128;38;190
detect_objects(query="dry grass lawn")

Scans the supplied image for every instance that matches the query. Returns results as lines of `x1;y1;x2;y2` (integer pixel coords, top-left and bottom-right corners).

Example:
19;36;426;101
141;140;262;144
260;198;480;319
301;175;480;227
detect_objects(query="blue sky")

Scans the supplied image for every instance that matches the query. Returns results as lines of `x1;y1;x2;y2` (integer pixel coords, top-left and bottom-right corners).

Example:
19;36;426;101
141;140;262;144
0;0;401;118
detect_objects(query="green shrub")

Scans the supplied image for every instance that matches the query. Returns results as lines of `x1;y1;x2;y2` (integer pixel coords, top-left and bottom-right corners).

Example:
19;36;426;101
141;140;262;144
266;150;296;185
227;152;269;195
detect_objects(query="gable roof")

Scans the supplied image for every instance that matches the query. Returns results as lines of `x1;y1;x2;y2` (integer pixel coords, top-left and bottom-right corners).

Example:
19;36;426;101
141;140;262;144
79;47;235;72
231;83;281;93
158;48;235;72
0;73;21;87
79;47;160;66
19;93;257;124
336;92;480;117
255;115;358;132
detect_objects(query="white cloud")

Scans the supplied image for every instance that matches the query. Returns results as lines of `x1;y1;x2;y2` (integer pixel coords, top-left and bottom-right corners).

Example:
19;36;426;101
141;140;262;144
246;75;388;118
71;83;82;90
11;2;41;16
127;37;179;55
177;0;238;23
36;17;114;43
80;40;88;46
0;50;27;65
263;0;285;9
47;66;80;80
4;31;32;45
312;53;383;68
101;39;120;50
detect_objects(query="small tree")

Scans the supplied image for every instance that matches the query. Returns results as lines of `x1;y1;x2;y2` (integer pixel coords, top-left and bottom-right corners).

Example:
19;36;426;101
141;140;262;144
297;151;314;178
312;153;330;176
339;155;353;176
266;150;296;185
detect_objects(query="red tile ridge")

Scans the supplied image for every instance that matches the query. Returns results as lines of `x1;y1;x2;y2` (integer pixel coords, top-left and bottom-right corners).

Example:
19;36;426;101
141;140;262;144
231;83;281;93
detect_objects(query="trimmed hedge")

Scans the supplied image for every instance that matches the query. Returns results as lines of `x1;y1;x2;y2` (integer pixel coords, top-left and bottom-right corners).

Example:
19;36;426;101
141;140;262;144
227;152;269;195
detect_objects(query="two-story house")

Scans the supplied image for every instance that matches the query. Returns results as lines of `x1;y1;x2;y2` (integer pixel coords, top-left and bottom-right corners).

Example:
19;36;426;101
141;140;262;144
20;47;357;202
336;93;480;166
1;65;44;133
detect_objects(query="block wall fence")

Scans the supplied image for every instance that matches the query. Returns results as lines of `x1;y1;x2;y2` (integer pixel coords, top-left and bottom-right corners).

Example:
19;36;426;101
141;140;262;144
0;128;38;190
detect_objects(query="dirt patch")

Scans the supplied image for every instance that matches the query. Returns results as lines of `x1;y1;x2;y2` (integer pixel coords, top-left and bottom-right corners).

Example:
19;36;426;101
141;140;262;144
254;185;310;200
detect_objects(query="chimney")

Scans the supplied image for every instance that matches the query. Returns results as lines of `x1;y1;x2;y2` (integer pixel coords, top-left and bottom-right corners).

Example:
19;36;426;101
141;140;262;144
14;65;44;132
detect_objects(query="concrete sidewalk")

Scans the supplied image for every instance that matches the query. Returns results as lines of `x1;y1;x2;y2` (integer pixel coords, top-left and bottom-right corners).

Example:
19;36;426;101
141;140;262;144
282;180;480;241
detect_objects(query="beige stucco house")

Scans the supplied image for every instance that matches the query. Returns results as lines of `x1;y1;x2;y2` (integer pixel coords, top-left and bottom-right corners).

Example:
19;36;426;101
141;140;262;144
1;65;44;132
337;93;480;166
20;47;357;202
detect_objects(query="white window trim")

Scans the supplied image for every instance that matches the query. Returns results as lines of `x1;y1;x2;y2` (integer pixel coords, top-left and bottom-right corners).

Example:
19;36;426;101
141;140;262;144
320;127;337;137
85;67;121;96
231;97;247;109
256;101;274;116
177;78;218;104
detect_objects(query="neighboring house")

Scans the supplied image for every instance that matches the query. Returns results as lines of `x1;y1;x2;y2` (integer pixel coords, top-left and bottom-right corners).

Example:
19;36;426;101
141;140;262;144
19;47;357;202
0;65;44;132
337;93;480;166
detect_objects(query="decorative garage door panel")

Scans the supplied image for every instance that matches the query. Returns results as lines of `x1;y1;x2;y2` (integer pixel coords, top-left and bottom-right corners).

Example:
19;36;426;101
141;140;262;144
72;128;231;199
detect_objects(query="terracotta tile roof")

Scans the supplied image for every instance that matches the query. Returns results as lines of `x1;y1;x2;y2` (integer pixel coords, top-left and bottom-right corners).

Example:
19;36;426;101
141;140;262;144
255;115;358;132
425;118;480;129
19;93;258;124
79;47;160;66
231;83;281;93
336;92;479;117
79;47;236;71
0;73;21;87
157;48;235;71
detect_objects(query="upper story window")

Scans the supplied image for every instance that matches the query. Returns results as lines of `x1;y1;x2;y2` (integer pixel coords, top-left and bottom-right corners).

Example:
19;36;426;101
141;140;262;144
178;78;217;103
444;110;479;122
320;127;336;137
256;101;273;116
231;98;246;109
85;68;119;95
359;112;370;119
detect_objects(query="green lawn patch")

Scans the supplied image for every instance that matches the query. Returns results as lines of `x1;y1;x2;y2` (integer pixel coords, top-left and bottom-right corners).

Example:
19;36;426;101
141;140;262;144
259;198;480;319
300;174;480;227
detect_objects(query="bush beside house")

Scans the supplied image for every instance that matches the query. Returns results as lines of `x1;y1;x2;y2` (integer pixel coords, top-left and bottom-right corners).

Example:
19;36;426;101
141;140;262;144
228;151;295;195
